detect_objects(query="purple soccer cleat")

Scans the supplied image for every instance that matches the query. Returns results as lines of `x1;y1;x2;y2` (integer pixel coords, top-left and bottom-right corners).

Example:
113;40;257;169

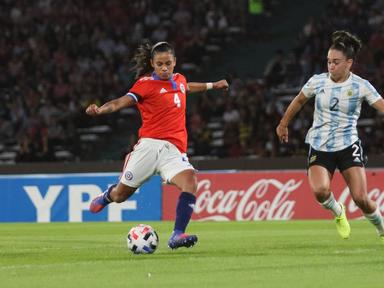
89;194;108;213
89;184;116;213
168;231;198;249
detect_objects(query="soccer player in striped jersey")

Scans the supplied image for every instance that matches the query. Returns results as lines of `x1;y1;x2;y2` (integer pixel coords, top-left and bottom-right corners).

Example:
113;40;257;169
85;41;229;249
276;31;384;242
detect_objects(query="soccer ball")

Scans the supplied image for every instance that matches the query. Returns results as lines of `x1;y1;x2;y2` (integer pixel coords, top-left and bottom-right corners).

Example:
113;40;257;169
127;224;159;254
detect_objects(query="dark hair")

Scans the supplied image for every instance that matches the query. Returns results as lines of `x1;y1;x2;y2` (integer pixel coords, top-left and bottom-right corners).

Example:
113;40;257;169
132;41;175;79
330;30;362;60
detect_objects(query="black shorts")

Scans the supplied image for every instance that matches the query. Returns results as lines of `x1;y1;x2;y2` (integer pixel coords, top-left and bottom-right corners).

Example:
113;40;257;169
307;140;367;175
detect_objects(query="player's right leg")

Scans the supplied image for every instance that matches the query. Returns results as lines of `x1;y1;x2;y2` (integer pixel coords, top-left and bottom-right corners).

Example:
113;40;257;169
90;183;136;213
308;158;350;239
334;202;350;239
90;139;158;213
89;184;115;213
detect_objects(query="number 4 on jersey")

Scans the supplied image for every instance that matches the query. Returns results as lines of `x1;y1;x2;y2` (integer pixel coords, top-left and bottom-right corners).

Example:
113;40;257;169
174;93;181;108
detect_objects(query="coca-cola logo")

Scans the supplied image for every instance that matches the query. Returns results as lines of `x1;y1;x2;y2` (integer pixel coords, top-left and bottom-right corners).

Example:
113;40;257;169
194;178;302;221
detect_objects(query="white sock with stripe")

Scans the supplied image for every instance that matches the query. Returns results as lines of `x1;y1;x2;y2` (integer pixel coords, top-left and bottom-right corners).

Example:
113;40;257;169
364;208;384;236
321;192;342;217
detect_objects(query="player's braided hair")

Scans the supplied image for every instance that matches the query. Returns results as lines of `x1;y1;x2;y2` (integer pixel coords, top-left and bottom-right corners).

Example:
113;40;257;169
330;30;362;60
132;41;175;79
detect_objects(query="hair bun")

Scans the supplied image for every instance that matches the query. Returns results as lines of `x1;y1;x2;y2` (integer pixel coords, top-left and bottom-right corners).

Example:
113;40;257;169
331;30;362;58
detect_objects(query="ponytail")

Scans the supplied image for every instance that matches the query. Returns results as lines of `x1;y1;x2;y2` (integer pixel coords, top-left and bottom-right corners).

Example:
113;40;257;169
132;41;176;79
330;30;362;60
132;41;153;79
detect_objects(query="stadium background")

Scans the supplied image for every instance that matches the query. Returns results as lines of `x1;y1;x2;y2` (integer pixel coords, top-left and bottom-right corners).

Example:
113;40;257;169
1;0;383;165
1;0;384;221
2;1;384;287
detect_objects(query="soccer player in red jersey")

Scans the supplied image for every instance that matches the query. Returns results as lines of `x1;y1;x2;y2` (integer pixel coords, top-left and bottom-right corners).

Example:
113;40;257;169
86;41;229;249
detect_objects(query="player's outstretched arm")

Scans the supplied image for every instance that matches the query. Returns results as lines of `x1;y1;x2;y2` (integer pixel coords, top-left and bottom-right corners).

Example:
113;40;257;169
276;91;309;143
85;95;136;116
187;79;229;93
372;98;384;113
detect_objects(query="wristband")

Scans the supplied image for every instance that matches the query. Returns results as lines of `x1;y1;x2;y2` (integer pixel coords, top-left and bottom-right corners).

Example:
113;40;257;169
206;82;213;90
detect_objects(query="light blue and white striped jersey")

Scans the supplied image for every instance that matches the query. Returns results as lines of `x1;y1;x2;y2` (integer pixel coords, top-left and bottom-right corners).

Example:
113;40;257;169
302;72;382;152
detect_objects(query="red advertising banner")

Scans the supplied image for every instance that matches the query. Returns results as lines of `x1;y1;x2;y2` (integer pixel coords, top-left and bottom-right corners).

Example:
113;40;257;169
162;169;384;221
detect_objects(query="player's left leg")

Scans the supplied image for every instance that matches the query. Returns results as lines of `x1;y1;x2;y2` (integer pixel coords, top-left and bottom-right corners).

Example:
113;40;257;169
157;142;199;249
341;166;384;241
308;165;350;239
167;169;198;249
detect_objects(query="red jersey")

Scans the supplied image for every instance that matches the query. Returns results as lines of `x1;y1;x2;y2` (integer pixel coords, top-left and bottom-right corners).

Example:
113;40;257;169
127;73;188;153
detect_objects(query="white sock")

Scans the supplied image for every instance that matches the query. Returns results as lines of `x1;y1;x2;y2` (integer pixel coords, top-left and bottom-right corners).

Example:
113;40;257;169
321;192;342;217
364;208;384;235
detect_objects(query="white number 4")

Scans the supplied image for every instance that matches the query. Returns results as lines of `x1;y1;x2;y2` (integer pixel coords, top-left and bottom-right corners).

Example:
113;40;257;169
174;93;181;108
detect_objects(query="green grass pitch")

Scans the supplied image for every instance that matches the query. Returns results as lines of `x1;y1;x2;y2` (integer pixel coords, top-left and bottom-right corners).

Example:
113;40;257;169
1;220;383;288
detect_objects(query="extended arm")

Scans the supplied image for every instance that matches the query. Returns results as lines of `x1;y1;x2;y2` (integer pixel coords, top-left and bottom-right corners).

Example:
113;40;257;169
85;95;136;116
372;98;384;113
276;91;309;143
187;79;229;93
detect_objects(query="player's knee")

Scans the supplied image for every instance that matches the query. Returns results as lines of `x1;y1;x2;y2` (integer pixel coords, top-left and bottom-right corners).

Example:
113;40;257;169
183;177;198;194
185;183;197;195
312;185;330;202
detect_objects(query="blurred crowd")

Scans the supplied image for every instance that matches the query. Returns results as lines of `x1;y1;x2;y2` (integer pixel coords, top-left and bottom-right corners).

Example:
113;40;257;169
1;0;384;163
0;0;245;162
189;0;384;158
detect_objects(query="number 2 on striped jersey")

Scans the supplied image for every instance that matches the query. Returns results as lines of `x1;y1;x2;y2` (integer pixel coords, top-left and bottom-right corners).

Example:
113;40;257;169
174;93;181;108
330;98;339;111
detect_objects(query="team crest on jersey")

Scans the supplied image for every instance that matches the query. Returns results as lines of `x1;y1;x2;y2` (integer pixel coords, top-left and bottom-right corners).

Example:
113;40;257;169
124;171;134;181
309;155;317;163
347;89;353;96
180;83;186;94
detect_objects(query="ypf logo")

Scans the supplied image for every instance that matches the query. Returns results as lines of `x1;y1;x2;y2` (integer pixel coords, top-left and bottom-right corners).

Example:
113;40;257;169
125;171;134;181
